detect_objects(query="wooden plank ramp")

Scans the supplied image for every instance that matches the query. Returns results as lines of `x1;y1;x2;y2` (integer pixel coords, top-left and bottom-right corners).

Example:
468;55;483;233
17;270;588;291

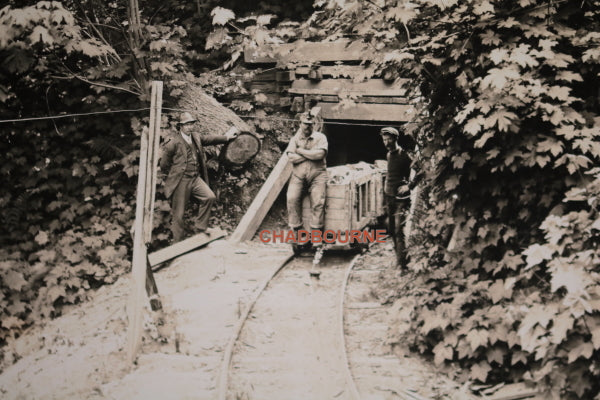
229;154;293;243
149;228;226;269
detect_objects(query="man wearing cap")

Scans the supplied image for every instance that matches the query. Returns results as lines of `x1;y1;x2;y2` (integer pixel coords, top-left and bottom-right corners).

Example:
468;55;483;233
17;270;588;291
380;126;412;266
160;112;238;242
285;112;328;248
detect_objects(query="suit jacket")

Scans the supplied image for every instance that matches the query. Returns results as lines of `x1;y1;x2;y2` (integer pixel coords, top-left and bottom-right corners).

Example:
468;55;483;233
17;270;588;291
160;130;229;198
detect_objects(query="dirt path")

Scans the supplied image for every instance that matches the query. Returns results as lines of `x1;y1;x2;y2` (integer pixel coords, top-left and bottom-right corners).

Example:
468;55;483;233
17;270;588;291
227;253;355;400
345;247;478;399
0;240;476;400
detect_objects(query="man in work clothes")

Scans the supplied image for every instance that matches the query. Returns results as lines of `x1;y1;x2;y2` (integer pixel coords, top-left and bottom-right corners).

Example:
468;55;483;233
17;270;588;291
286;112;328;248
380;127;412;266
160;112;238;242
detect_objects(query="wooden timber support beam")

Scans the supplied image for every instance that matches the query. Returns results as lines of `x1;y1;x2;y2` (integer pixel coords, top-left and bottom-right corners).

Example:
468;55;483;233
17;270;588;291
317;102;415;122
244;40;370;64
288;79;409;97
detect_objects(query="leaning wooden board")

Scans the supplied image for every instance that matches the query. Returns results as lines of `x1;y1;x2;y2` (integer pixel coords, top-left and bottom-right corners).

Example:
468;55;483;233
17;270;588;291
149;228;225;269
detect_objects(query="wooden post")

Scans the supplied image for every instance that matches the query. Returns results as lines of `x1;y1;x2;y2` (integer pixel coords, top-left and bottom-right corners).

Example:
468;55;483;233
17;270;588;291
127;81;163;363
143;82;162;243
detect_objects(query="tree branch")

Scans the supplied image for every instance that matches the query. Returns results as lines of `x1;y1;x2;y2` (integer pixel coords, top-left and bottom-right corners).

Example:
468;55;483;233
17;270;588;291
53;71;142;96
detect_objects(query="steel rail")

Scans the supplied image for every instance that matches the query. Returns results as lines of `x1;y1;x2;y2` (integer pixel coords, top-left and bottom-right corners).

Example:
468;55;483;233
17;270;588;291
216;253;293;400
338;253;363;400
216;252;364;400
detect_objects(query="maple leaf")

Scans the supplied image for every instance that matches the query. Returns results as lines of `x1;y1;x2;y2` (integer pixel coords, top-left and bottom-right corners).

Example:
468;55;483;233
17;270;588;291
582;47;600;63
555;125;580;140
522;244;553;269
489;48;508;65
587;315;600;349
1;316;24;329
444;175;460;191
550;263;591;295
257;14;276;26
387;4;418;24
473;1;494;15
474;131;494;148
567;339;594;363
486;109;517;132
535;155;550;168
509;44;538;68
466;329;489;351
480;30;501;46
205;28;232;50
511;350;528;365
470;361;491;382
104;226;124;244
433;342;453;366
537;138;564;157
547;86;571;101
4;270;27;291
452;153;470;169
7;300;27;315
486;347;505;364
464;115;484;135
481;67;519;90
550;311;574;344
47;284;66;302
35;230;49;245
421;309;450;333
211;7;235;26
556;71;583;82
29;25;53;45
489;280;507;304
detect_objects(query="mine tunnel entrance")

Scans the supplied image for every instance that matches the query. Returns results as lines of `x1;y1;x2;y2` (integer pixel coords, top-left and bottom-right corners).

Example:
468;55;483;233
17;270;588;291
323;121;410;167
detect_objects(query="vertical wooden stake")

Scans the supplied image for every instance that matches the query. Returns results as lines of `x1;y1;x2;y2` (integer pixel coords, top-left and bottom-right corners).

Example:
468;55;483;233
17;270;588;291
144;81;163;243
127;81;162;363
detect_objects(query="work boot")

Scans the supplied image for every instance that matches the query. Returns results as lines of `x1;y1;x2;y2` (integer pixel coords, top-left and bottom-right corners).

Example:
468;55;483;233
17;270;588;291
292;227;311;254
311;229;324;249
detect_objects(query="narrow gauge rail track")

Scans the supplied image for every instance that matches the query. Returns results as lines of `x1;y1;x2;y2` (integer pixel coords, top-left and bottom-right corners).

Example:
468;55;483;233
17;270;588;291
216;251;362;400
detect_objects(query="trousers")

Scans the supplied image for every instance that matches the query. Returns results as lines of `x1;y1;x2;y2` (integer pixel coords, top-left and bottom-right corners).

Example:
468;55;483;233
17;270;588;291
287;170;327;229
170;175;215;242
385;194;408;265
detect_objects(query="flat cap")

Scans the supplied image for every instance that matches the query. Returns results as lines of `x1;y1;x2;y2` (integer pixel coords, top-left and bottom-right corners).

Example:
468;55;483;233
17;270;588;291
299;112;314;124
380;127;399;137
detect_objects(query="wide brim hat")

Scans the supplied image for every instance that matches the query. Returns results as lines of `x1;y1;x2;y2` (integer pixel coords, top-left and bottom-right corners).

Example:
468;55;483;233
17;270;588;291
178;112;197;125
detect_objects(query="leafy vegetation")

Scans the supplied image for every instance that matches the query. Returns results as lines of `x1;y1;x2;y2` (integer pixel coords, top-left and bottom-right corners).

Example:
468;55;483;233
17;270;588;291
2;0;600;397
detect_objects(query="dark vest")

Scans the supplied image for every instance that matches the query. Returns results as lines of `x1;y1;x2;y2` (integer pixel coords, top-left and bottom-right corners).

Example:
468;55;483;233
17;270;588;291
385;149;411;196
183;140;199;177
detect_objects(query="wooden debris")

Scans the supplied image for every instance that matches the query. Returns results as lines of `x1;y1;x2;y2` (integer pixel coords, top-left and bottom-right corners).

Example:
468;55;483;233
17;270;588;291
149;228;226;269
486;383;542;400
221;132;261;166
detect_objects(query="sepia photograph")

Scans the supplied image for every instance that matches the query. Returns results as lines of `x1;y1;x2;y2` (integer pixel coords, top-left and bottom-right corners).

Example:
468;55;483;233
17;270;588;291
0;0;599;399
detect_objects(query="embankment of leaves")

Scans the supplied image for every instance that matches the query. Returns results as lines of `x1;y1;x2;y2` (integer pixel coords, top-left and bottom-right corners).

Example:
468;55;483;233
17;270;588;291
390;170;600;399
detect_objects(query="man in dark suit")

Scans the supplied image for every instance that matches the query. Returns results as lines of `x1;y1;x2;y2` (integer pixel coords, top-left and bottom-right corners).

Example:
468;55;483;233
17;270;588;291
160;112;238;242
380;127;412;267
